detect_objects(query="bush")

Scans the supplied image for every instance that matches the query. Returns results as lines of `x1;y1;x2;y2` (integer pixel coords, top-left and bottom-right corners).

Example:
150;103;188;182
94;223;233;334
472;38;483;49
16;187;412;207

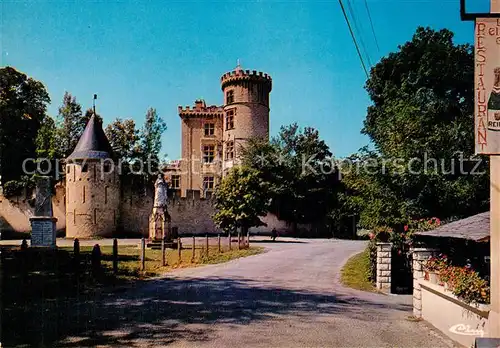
368;238;377;283
441;265;490;305
424;254;448;272
3;180;25;197
2;176;35;198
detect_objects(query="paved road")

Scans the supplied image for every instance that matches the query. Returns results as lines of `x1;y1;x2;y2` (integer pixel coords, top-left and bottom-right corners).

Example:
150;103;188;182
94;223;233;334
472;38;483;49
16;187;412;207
15;238;458;347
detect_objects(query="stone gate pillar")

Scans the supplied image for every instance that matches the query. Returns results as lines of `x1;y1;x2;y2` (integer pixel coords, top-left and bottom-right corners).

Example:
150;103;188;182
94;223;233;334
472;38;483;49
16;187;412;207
376;242;392;292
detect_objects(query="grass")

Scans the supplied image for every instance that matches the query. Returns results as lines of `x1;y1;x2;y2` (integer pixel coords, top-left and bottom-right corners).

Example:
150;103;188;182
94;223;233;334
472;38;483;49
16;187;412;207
2;243;265;305
60;244;265;280
340;247;378;292
2;243;264;346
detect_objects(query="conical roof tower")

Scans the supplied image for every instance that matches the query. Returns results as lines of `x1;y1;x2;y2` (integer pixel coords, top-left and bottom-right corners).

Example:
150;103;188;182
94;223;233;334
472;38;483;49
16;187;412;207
67;115;113;160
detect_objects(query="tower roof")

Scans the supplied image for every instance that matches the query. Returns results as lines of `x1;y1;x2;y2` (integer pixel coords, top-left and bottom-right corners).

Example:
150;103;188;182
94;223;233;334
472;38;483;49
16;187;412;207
67;115;113;160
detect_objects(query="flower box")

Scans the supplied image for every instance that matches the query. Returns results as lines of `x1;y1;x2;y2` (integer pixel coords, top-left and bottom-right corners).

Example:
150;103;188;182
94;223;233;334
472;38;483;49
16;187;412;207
429;272;439;284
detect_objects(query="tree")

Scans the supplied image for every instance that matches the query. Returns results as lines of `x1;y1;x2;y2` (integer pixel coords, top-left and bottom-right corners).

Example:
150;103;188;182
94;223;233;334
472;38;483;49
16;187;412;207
83;107;102;125
0;67;50;183
213;166;270;233
56;92;84;158
36;116;59;159
241;124;339;234
360;26;488;221
138;107;167;177
105;118;140;173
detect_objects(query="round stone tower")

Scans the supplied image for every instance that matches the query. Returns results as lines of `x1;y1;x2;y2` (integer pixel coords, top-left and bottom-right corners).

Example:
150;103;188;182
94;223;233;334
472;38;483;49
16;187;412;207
65;115;120;238
220;64;272;168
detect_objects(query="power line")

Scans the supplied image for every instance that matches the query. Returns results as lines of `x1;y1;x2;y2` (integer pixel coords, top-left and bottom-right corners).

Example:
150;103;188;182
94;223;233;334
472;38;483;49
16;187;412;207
363;0;380;53
346;0;373;67
338;0;369;78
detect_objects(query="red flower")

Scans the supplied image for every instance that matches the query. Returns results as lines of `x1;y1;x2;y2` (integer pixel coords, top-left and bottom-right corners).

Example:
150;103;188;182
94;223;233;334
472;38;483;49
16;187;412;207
404;225;409;232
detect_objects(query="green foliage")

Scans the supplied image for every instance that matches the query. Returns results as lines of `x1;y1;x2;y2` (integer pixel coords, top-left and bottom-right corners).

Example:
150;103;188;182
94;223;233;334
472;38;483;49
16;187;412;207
340;247;377;292
424;255;490;305
36;116;59;160
138;108;167;177
241;124;339;233
425;254;449;272
363;27;474;159
213;166;270;232
3;176;35;198
56;92;84;158
0;67;50;183
367;239;378;284
105;118;141;173
336;27;489;232
441;266;489;305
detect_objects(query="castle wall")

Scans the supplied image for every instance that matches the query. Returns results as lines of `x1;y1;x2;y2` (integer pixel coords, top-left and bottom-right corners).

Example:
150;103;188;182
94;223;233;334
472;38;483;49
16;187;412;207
65;161;120;238
119;184;154;236
0;184;66;235
1;181;311;237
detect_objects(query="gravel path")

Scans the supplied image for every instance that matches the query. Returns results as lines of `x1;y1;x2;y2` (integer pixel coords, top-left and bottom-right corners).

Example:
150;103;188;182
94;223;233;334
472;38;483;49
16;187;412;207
11;238;458;347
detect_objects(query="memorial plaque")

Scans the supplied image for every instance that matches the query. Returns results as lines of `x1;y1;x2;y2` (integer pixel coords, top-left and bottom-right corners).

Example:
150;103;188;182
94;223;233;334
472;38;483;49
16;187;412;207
30;217;57;248
475;18;500;154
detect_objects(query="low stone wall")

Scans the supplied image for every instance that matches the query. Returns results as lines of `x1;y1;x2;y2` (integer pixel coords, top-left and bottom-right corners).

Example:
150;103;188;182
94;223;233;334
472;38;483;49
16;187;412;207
412;247;437;317
419;279;489;347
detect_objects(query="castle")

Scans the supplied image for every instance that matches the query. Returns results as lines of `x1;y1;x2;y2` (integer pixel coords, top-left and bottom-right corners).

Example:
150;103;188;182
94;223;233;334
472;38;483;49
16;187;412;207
0;65;311;238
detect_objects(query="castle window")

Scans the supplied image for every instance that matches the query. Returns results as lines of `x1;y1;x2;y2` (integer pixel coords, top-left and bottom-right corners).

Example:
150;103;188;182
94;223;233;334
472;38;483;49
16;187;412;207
82;164;88;172
103;163;112;173
226;141;234;160
203;176;215;191
226;90;234;104
66;166;70;174
226;110;235;130
203;145;215;163
171;175;180;189
204;123;215;137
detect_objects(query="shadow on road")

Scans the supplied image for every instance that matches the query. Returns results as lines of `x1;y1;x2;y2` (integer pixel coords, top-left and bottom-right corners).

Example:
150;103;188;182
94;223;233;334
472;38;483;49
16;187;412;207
4;277;412;347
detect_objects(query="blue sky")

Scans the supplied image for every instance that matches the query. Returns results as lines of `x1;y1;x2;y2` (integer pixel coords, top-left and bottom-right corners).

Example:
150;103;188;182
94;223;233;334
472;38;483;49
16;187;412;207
1;0;487;160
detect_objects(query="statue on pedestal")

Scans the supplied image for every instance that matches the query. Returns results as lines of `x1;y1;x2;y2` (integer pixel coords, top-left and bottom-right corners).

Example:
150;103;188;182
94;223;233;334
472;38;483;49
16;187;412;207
149;174;171;241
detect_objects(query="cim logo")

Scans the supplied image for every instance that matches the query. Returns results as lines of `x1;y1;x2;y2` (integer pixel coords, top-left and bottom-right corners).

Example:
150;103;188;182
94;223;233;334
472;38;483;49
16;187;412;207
449;324;485;337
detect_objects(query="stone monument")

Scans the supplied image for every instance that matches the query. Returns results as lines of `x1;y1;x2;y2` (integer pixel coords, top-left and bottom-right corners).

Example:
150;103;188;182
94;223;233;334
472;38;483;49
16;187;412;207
30;176;57;248
149;174;171;242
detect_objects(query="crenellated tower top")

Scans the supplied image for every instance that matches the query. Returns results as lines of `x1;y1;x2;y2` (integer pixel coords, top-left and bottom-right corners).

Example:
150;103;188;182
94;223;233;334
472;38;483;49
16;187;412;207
178;99;224;119
220;65;272;91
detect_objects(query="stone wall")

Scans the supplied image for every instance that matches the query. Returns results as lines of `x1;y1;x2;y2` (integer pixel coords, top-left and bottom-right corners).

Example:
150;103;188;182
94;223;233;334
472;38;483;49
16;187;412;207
119;186;308;237
2;180;311;238
0;184;66;235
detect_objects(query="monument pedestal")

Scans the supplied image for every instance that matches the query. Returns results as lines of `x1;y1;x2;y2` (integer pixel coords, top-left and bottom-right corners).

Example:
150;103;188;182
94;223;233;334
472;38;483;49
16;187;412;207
30;216;57;248
148;210;177;249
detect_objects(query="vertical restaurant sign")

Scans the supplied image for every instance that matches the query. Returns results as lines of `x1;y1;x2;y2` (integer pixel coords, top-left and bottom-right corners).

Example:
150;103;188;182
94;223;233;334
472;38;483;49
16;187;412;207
476;18;500;154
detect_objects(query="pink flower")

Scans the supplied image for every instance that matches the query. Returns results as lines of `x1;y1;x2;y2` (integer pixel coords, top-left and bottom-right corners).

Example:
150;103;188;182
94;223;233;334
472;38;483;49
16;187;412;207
404;225;409;232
